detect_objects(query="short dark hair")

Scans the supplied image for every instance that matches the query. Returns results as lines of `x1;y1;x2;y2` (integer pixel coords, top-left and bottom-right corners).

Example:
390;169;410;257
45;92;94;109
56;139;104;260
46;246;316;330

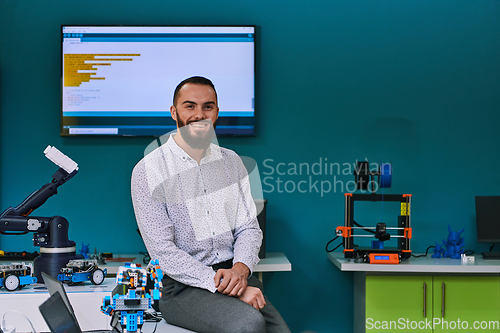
173;76;217;106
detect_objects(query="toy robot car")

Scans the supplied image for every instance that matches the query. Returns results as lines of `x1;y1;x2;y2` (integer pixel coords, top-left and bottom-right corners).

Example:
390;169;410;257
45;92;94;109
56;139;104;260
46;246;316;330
0;262;37;291
57;259;107;285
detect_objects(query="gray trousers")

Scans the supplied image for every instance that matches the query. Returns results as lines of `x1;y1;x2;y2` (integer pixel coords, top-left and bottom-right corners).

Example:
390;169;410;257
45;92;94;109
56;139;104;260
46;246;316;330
159;274;291;333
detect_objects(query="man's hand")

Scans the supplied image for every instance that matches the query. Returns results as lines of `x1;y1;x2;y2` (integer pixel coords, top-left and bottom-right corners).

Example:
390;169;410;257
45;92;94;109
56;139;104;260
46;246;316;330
238;286;266;310
214;262;249;296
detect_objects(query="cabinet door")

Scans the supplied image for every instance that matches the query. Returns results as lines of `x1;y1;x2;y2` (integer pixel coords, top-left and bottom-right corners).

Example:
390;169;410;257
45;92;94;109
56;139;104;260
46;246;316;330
366;275;433;332
432;276;500;332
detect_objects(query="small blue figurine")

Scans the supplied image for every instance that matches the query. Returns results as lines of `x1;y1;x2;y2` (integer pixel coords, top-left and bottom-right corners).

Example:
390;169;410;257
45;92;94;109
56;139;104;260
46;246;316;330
432;242;444;258
442;225;464;259
80;242;90;259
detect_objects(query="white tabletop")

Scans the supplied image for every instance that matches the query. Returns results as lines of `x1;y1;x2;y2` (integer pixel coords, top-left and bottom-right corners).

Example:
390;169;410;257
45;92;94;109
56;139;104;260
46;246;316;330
328;252;500;274
102;252;291;275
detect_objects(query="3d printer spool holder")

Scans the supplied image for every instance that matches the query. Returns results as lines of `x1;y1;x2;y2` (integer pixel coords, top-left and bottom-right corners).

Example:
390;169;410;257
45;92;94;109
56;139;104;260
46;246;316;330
354;161;393;192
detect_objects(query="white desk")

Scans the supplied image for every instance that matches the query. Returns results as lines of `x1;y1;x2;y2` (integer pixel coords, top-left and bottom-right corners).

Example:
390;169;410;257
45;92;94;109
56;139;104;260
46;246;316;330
0;278;196;333
0;278;113;332
328;252;500;273
0;253;290;332
104;252;292;280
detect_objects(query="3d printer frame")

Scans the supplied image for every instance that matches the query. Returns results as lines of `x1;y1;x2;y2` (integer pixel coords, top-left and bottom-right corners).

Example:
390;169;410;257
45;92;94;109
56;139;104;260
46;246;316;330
336;193;412;262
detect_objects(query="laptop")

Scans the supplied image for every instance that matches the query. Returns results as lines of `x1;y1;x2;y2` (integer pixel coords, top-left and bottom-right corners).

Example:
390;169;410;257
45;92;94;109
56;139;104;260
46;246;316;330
42;272;77;319
39;272;115;333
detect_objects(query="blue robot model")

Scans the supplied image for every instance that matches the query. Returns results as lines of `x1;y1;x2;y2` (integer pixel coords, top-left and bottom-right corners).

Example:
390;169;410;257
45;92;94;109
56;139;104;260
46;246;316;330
442;225;465;259
432;242;445;258
101;260;163;333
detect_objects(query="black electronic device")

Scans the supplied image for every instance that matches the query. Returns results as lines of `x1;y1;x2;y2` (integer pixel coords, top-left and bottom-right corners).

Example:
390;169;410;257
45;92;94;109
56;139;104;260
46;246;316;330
39;274;114;333
481;251;500;260
475;196;500;244
256;199;267;259
61;25;256;137
39;291;81;333
42;272;77;318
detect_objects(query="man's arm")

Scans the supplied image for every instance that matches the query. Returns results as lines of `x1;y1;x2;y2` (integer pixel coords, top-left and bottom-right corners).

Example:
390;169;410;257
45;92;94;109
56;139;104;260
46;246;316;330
131;160;218;293
214;154;263;296
238;286;266;310
214;262;249;296
232;155;263;274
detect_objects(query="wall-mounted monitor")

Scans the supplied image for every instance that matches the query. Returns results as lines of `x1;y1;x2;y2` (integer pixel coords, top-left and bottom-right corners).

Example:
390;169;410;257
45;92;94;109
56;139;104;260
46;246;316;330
61;25;255;136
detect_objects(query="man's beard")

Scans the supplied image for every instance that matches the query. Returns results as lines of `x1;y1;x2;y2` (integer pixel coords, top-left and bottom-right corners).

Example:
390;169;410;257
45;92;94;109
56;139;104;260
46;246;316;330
177;118;217;150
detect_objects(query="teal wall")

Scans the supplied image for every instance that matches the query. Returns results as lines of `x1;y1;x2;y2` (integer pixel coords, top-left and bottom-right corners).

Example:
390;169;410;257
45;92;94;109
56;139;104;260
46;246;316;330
1;1;499;332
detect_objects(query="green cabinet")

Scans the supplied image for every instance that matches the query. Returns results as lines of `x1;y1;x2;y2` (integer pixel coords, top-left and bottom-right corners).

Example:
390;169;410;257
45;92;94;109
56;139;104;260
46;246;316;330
365;275;500;332
366;275;433;332
432;276;500;332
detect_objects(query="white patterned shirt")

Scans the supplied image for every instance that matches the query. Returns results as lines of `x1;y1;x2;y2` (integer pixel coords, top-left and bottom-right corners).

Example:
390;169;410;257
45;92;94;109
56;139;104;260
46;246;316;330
131;134;262;293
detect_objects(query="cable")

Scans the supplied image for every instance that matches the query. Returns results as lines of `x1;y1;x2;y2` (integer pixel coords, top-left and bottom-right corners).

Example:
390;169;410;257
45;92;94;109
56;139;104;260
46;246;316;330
1;311;37;333
144;310;162;322
140;251;151;264
325;236;340;252
411;246;435;258
150;321;158;333
489;244;496;252
353;221;375;234
144;311;161;333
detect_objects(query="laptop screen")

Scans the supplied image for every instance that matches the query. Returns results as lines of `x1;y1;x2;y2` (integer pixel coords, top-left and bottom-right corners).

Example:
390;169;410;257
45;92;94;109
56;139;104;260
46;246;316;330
39;291;82;333
42;272;76;318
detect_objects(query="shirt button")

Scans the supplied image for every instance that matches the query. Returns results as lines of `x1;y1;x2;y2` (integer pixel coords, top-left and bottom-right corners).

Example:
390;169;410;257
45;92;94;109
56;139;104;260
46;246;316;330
213;232;215;235
207;211;209;214
204;189;207;193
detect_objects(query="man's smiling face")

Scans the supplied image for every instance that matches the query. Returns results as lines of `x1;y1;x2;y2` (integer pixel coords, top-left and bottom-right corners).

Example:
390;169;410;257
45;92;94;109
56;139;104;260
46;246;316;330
171;83;219;149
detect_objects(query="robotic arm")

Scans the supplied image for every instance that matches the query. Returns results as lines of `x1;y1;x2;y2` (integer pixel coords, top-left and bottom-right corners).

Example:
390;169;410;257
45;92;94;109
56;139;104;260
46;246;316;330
1;146;78;219
0;146;80;282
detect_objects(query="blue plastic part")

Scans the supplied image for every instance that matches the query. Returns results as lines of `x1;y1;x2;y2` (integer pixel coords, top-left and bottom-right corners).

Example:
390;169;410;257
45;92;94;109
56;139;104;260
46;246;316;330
72;272;91;283
58;272;88;283
152;289;161;300
432;242;445;258
19;275;37;285
379;163;392;188
371;240;385;249
126;312;138;331
79;243;90;259
442;225;465;259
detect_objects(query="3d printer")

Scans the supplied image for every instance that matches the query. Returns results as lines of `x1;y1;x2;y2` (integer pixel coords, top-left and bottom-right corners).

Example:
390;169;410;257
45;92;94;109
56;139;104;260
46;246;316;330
335;161;412;264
